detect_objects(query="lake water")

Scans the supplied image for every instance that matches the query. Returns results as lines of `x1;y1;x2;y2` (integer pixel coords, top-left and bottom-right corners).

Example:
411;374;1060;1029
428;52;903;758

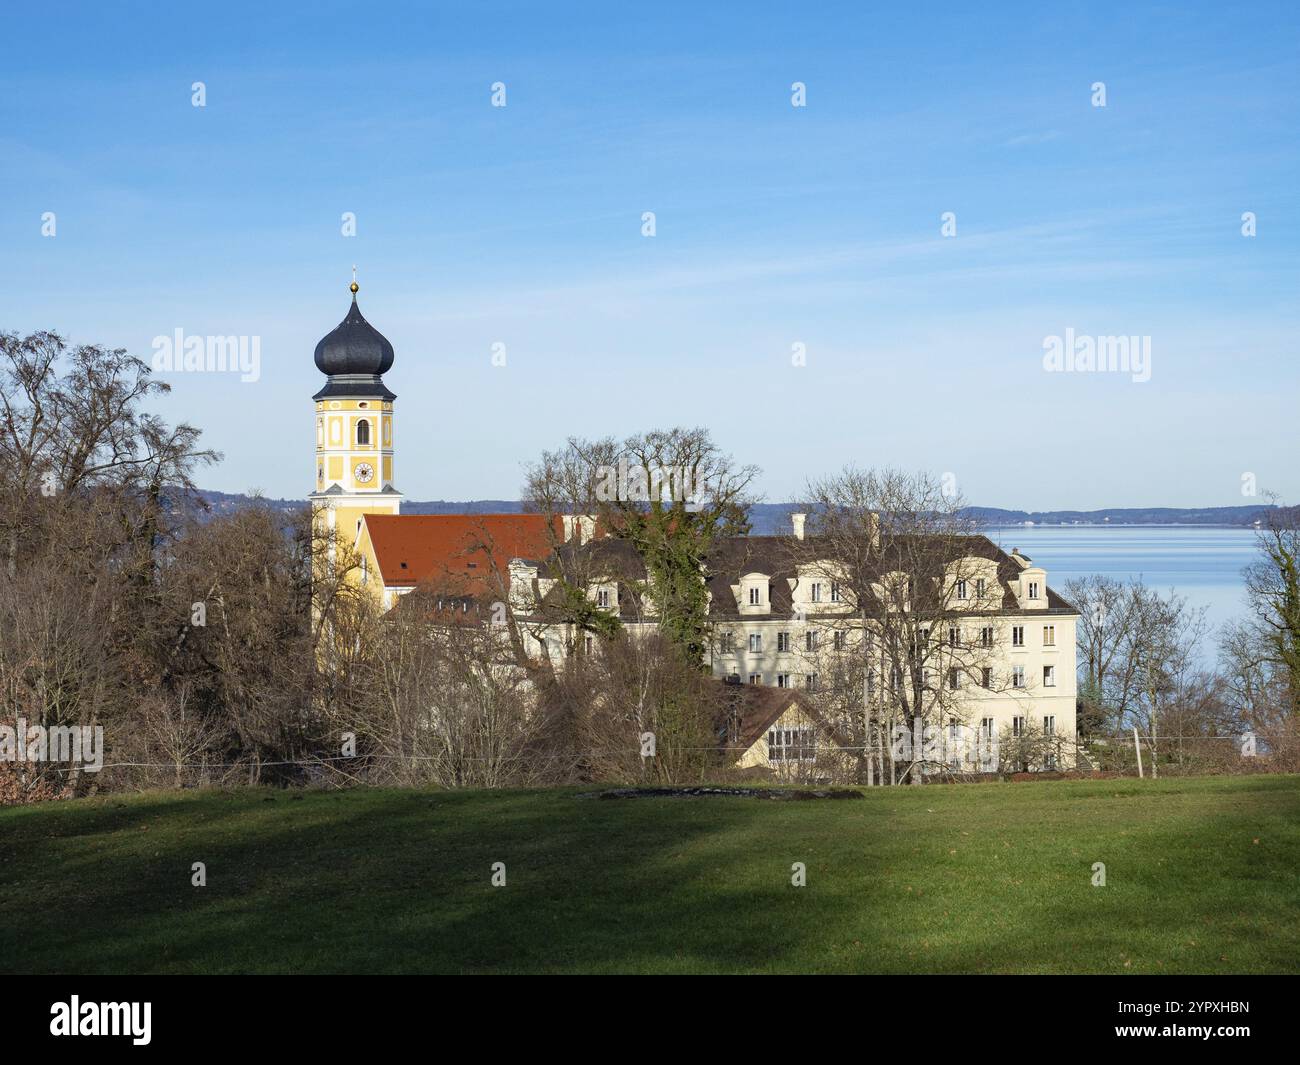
983;526;1259;654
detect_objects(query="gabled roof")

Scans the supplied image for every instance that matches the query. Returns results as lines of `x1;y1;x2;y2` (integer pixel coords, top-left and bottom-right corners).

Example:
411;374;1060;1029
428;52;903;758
529;531;1078;618
715;683;822;753
364;513;562;593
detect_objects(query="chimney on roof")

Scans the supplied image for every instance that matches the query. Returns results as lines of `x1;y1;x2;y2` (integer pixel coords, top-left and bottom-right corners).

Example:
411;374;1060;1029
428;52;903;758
792;513;807;540
561;514;596;544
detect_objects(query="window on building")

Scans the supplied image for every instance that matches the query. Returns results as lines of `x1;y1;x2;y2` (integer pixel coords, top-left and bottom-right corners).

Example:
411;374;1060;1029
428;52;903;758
981;667;992;689
976;578;987;598
356;419;370;446
720;631;734;653
980;626;994;648
830;581;842;603
956;578;968;599
810;582;822;603
777;673;791;688
777;632;790;652
981;717;994;740
768;728;817;762
805;673;818;691
948;667;960;690
1044;715;1056;736
1012;715;1025;736
748;633;762;653
1028;581;1040;599
749;586;762;605
1043;665;1056;687
833;630;846;651
748;673;762;685
948;625;960;647
805;630;819;652
1012;625;1025;647
1043;624;1055;647
596;588;611;608
1012;665;1025;688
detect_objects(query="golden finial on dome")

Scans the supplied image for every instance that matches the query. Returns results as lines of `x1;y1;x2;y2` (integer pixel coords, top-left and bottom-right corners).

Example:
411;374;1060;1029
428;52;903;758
350;264;359;294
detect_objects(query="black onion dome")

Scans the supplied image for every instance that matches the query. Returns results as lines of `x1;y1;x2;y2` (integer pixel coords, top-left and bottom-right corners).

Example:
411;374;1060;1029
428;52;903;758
313;293;395;376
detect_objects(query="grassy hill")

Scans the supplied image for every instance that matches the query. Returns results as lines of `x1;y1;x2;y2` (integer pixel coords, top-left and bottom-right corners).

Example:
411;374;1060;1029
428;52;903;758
2;775;1297;974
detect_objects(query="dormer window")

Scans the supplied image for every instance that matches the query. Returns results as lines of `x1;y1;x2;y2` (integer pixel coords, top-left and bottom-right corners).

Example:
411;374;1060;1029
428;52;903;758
596;588;611;608
811;582;822;603
830;581;842;603
956;579;968;599
1028;581;1040;600
357;419;371;446
975;578;987;598
748;586;762;606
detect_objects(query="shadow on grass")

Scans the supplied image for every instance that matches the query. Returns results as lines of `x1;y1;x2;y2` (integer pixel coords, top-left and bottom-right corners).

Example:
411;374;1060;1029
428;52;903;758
1;789;877;974
2;777;1297;974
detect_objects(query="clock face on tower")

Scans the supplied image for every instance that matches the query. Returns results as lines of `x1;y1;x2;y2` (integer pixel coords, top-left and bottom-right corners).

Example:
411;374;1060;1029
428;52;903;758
353;462;375;484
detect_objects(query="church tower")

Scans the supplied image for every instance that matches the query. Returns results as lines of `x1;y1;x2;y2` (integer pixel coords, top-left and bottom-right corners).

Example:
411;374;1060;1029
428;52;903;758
309;278;401;564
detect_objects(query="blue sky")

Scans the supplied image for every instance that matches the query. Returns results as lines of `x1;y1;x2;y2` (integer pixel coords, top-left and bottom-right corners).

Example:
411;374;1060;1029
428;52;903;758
3;1;1298;508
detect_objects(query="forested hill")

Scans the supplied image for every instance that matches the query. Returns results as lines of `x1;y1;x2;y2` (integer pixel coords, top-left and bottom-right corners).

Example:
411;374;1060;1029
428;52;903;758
197;491;1281;533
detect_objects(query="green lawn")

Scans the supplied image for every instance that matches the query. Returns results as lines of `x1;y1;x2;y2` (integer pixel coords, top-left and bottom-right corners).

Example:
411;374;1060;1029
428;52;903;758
1;775;1297;974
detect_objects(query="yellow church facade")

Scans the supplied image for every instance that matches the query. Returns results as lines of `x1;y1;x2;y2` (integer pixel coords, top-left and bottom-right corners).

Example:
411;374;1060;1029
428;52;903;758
308;280;402;578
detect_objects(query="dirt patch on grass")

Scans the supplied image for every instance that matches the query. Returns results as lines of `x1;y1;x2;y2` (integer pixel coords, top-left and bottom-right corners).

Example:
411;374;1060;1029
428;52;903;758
582;786;864;801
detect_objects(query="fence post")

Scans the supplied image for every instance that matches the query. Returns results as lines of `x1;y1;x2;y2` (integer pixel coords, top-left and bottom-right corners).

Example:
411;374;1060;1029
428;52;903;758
1133;726;1144;779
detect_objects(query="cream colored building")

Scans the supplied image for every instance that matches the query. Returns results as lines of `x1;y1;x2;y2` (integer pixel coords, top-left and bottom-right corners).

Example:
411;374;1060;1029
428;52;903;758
510;520;1079;776
305;288;1077;777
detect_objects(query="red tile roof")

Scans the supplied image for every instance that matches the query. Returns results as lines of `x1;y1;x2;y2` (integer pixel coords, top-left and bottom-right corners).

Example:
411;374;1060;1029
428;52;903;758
363;513;561;594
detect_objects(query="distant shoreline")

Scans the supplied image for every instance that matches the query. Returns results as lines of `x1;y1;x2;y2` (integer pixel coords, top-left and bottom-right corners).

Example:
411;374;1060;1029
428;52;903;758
195;491;1283;533
981;523;1260;530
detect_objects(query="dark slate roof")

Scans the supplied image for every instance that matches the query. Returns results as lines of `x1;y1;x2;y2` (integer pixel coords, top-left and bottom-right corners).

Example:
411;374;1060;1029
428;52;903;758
714;683;847;753
313;374;397;401
314;294;396;378
530;532;1078;619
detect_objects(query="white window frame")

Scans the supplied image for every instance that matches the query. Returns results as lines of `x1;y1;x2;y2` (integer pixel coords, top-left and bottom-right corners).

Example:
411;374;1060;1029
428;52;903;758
768;727;817;762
